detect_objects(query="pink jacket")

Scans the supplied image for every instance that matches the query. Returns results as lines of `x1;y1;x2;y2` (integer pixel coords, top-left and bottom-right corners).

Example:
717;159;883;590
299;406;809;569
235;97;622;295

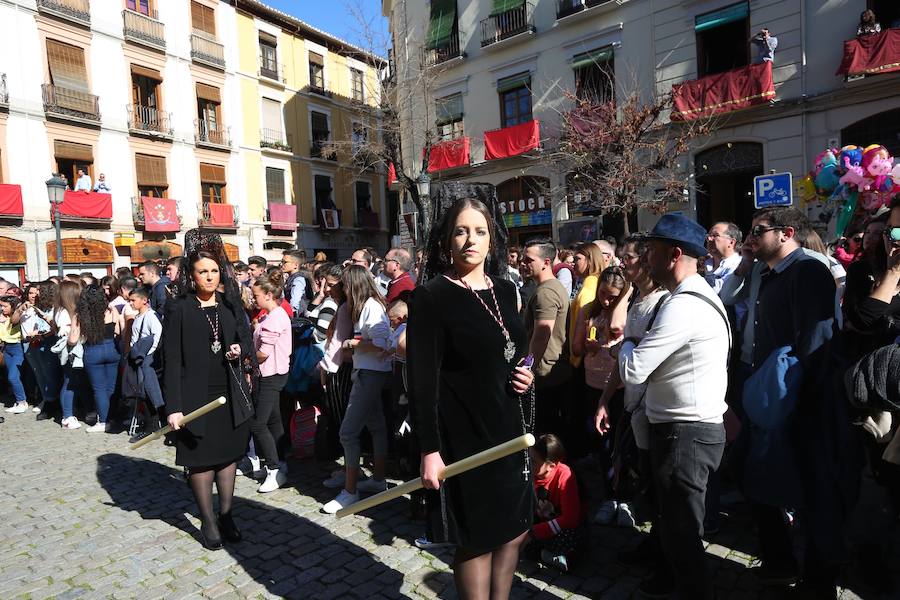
254;306;291;377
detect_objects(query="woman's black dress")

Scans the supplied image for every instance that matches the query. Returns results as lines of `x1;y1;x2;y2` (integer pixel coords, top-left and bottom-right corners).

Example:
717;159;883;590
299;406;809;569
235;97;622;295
407;275;532;553
163;296;251;468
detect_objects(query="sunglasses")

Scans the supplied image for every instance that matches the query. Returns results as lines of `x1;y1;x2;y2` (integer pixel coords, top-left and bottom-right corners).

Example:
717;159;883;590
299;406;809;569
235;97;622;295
884;227;900;243
749;225;783;237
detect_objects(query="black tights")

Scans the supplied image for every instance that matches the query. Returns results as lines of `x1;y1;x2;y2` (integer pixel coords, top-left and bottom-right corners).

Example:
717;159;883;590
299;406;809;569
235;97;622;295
187;462;237;537
453;532;528;600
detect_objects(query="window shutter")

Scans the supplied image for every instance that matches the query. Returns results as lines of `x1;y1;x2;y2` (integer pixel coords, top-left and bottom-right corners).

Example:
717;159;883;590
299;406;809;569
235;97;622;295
435;93;463;125
695;2;749;32
46;40;89;92
53;140;93;162
309;51;324;66
311;112;329;135
571;47;614;70
131;64;162;80
265;167;286;204
191;1;216;35
199;163;226;184
425;0;457;51
196;83;221;103
261;98;282;132
497;72;530;93
135;154;168;188
490;0;524;17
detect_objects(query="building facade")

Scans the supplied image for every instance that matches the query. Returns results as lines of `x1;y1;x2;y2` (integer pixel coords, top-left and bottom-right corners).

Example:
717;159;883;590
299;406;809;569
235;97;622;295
384;0;900;245
0;0;386;284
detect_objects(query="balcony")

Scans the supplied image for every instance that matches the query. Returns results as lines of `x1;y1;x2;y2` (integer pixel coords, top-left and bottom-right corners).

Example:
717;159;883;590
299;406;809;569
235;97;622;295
670;62;775;121
836;28;900;81
132;196;181;231
42;83;100;124
260;128;291;152
53;190;112;225
310;139;336;160
481;2;534;48
267;202;297;232
128;104;173;138
194;119;231;150
309;85;333;98
258;56;285;83
36;0;90;27
198;202;238;230
556;0;614;20
0;73;8;108
357;211;380;229
122;9;165;51
190;32;225;70
424;30;464;68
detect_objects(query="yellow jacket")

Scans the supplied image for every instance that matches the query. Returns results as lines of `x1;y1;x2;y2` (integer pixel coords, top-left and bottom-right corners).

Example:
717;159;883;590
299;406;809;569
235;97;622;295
569;275;598;368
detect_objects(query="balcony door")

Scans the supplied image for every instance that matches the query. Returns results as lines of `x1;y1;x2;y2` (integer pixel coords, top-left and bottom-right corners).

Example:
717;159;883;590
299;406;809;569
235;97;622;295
695;3;750;77
694;142;762;230
54;140;94;188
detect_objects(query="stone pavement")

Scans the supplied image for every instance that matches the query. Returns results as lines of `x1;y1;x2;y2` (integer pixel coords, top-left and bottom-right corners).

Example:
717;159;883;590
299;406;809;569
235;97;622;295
0;412;895;599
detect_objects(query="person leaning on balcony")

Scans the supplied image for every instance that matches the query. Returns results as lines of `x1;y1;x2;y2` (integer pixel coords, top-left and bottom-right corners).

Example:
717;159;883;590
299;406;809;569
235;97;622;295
751;28;778;64
857;10;881;36
93;173;111;193
74;168;92;192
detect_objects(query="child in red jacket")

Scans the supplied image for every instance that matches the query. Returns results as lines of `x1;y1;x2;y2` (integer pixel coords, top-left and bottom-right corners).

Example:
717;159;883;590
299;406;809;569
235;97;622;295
525;434;587;572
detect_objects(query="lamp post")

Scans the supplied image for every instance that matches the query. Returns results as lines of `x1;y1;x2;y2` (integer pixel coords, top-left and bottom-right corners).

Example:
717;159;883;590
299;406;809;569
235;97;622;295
46;175;66;278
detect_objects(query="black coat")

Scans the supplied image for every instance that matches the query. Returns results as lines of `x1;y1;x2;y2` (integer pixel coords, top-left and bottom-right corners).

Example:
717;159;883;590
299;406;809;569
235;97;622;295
163;292;253;434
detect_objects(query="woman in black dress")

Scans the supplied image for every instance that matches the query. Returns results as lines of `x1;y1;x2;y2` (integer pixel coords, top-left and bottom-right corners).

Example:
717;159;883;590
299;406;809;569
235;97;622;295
408;198;535;599
164;235;254;550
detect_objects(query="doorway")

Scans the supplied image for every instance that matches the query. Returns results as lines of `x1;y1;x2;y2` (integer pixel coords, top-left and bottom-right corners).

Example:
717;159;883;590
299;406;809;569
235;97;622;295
694;142;763;232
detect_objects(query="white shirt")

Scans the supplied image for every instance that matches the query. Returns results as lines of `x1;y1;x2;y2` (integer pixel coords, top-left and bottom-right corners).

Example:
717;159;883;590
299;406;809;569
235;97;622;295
74;174;92;192
131;310;162;355
353;297;392;372
618;274;729;424
704;253;742;296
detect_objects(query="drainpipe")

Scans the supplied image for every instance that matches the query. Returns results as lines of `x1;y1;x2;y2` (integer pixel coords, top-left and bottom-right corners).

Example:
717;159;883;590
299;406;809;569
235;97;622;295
799;0;808;175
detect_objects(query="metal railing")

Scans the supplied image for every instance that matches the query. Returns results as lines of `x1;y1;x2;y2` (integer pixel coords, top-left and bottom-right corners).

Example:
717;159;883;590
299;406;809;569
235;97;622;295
424;29;464;67
258;55;284;82
42;83;100;121
128;104;172;136
194;119;231;148
190;32;225;69
132;196;182;227
36;0;91;26
310;139;336;160
198;201;238;228
481;2;534;47
0;73;7;106
122;9;165;50
260;128;291;151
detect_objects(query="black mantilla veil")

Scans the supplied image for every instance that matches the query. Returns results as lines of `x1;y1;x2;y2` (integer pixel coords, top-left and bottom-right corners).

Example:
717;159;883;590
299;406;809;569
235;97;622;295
420;182;509;284
179;228;257;377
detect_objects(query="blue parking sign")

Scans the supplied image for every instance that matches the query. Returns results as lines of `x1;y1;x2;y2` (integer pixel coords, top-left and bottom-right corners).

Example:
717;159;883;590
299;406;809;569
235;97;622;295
753;172;793;208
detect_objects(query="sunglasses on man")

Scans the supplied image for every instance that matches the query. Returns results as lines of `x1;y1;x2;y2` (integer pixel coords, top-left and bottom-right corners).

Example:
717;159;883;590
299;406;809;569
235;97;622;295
749;225;783;238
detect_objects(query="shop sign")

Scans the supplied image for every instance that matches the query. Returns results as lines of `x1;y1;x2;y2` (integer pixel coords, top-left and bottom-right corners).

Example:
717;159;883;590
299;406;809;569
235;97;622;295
499;195;552;228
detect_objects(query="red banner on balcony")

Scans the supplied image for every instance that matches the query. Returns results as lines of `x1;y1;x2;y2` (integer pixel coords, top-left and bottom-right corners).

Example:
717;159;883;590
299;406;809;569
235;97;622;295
484;120;540;160
836;29;900;77
268;203;297;231
0;184;24;217
142;197;179;232
671;62;775;121
427;137;471;172
388;162;397;186
207;203;235;227
58;191;113;220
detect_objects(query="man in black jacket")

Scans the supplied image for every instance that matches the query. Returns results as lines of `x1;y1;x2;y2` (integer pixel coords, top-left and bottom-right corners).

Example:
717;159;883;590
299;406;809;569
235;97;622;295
138;261;170;321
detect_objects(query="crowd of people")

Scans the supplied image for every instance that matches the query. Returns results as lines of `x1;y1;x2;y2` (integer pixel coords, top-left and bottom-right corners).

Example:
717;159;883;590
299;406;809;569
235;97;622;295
2;194;898;599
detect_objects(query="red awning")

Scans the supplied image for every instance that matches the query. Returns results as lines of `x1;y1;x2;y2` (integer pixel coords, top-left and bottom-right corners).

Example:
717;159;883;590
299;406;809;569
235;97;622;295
0;184;24;217
484;120;540;160
207;203;235;227
57;191;113;220
142;197;180;232
268;203;297;231
836;28;900;77
427;137;471;172
671;62;775;121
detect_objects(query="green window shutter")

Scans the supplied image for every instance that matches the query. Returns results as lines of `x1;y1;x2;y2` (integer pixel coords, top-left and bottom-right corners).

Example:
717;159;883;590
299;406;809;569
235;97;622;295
497;72;530;93
425;0;457;50
491;0;524;17
571;46;614;70
695;2;748;32
435;93;463;126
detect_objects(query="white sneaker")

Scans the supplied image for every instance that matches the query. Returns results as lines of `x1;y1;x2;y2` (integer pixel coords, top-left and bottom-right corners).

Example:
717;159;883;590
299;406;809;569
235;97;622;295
321;489;359;514
85;422;107;433
616;502;636;528
257;467;288;493
592;500;618;525
5;403;27;414
61;416;82;429
32;404;42;413
357;478;388;494
323;469;347;488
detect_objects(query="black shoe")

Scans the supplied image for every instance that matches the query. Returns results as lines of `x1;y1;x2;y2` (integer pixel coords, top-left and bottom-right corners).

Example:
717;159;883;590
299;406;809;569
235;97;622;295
0;415;4;423
199;523;223;550
750;563;800;586
637;572;674;599
36;411;53;421
217;512;242;543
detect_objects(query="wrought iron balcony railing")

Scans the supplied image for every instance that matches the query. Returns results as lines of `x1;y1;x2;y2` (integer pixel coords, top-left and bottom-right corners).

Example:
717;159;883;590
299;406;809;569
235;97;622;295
258;55;285;82
424;29;464;68
122;9;165;51
194;119;231;148
128;104;173;137
132;196;182;227
190;32;225;69
260;128;291;152
42;83;100;122
481;2;534;47
198;201;239;229
36;0;90;26
0;73;8;107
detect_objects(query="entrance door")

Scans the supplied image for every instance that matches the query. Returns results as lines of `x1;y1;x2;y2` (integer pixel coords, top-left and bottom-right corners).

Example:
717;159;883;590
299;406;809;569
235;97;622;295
694;142;763;231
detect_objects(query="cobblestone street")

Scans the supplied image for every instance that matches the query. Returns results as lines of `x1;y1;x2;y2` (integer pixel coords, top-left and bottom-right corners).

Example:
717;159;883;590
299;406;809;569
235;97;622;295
0;413;894;599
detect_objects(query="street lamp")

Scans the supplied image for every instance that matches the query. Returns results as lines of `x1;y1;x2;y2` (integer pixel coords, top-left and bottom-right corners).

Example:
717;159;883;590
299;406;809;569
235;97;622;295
415;171;431;200
46;175;66;278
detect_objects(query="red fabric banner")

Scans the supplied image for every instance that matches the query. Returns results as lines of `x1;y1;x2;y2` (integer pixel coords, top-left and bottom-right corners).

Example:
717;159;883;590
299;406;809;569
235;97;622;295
207;203;235;227
427;137;471;172
268;203;297;231
836;28;900;77
388;162;397;186
671;62;775;122
0;184;24;217
142;197;180;232
58;191;112;219
484;120;541;160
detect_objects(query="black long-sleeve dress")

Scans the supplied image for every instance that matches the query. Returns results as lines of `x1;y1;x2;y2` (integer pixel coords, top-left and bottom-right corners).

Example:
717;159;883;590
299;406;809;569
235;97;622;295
407;275;532;552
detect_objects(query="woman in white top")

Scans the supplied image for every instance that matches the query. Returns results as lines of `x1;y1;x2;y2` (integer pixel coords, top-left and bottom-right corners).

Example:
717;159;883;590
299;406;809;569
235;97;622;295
53;280;83;429
321;265;393;514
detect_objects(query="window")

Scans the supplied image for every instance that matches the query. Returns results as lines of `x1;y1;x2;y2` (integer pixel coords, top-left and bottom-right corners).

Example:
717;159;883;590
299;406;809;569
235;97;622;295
196;83;222;141
126;0;152;16
309;52;325;89
310;111;330;156
870;0;900;29
573;48;614;103
191;1;216;36
46;39;89;93
497;73;532;128
695;2;749;77
355;181;373;221
259;33;278;79
54;140;93;186
265;167;286;204
261;98;283;145
351;122;368;153
313;174;335;223
135;154;168;198
199;163;226;204
351;68;364;101
435;93;464;140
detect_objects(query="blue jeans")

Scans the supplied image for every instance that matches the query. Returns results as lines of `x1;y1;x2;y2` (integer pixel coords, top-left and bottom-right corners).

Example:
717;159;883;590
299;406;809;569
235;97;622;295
83;339;120;423
25;338;62;404
3;342;26;404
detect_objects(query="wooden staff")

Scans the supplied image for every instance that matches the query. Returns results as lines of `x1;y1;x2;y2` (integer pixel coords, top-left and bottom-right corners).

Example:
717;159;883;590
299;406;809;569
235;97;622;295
336;433;535;519
129;397;226;451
